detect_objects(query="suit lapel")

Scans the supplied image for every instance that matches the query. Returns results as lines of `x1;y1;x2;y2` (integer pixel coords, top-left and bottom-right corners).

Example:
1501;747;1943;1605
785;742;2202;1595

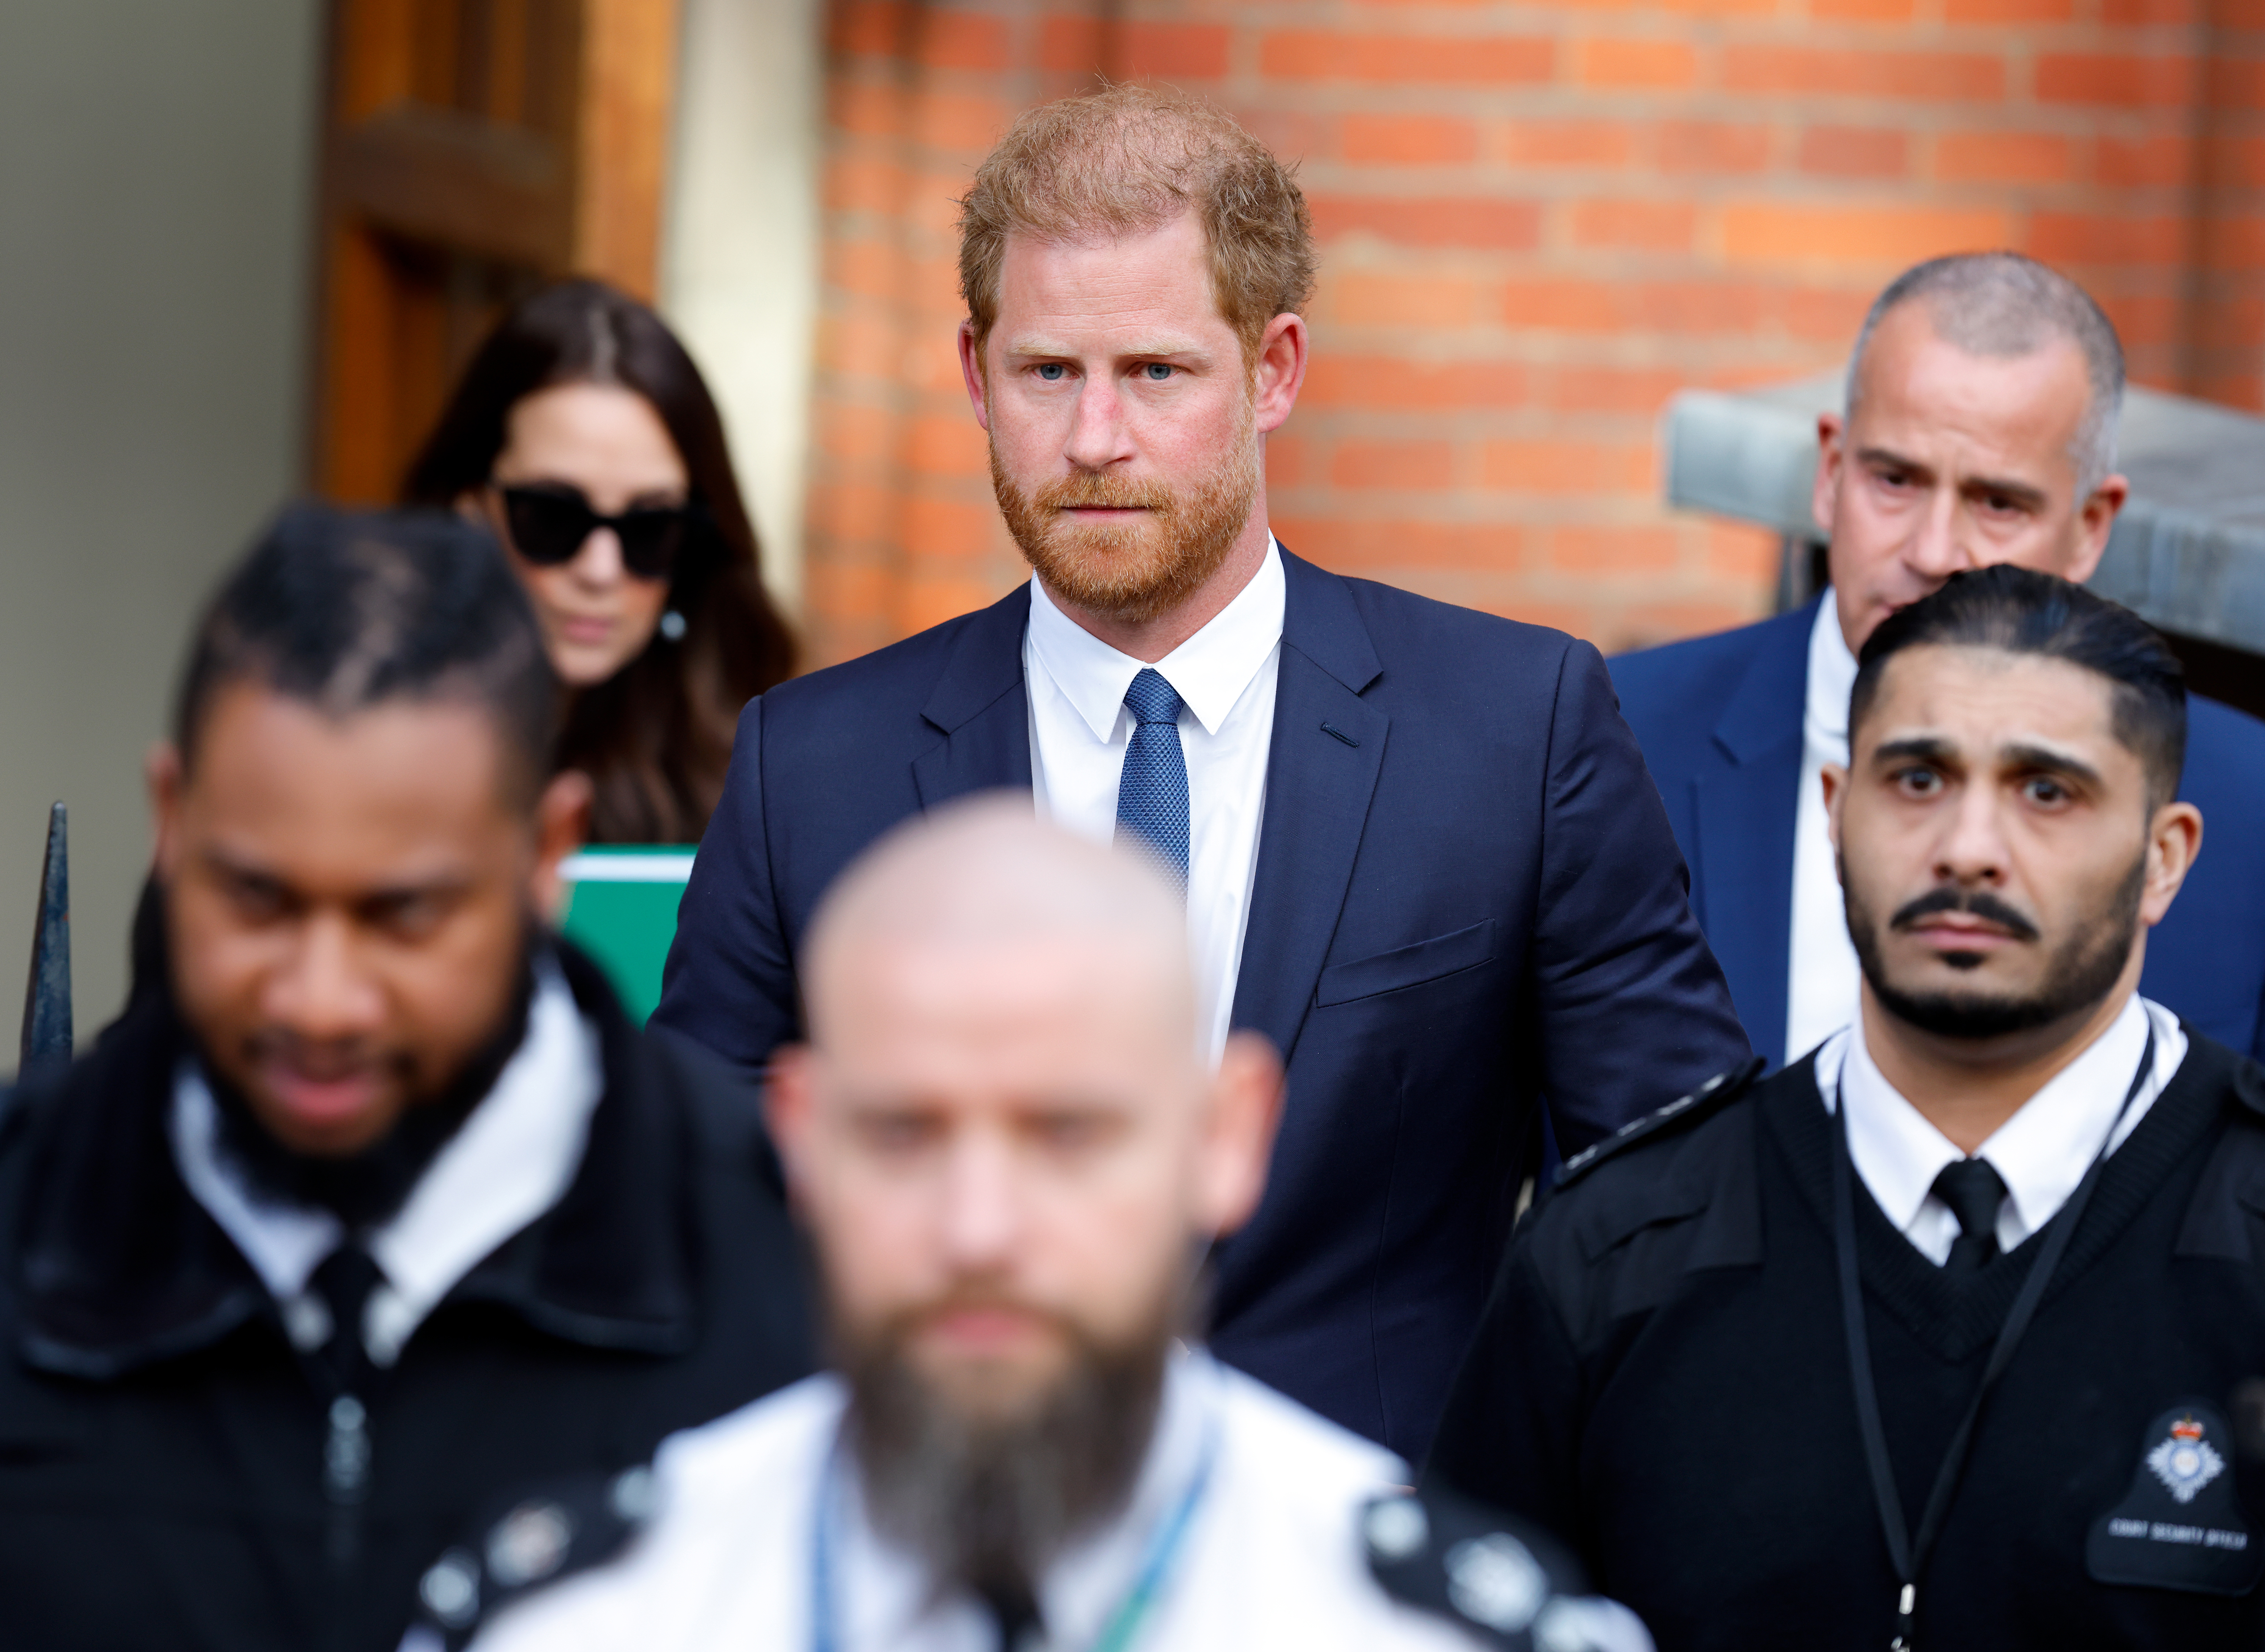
1690;600;1814;1068
910;584;1035;807
1231;551;1387;1067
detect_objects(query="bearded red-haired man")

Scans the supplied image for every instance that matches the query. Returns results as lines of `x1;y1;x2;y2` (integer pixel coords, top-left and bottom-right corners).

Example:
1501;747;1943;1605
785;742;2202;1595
654;87;1748;1462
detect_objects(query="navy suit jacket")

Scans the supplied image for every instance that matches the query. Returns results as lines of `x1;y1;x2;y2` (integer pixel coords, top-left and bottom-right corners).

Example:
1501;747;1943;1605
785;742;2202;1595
1611;595;2265;1069
654;548;1749;1457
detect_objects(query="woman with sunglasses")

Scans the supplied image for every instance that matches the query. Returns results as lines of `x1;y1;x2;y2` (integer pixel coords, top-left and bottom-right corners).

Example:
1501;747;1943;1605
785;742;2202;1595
403;279;794;843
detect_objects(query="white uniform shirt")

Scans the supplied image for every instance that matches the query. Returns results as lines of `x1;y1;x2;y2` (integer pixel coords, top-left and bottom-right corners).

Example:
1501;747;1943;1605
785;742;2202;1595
1816;993;2188;1264
455;1351;1613;1652
1024;542;1283;1064
170;960;606;1366
1784;591;1864;1065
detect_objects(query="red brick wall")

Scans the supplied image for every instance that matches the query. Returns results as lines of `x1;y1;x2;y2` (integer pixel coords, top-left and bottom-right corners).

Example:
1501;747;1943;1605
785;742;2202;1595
804;0;2265;666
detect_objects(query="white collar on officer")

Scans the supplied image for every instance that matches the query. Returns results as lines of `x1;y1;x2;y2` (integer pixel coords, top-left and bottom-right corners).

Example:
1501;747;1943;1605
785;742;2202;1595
831;1345;1220;1649
1817;991;2187;1263
170;956;605;1365
1024;537;1285;742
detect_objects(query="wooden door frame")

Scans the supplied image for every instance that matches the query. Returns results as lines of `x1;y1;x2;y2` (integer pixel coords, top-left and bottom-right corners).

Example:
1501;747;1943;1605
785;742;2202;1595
308;0;681;501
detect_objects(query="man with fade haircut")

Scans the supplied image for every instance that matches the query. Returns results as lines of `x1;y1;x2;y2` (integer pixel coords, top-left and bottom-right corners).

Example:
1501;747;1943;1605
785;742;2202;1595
0;506;812;1652
1613;251;2265;1073
1429;567;2265;1650
656;85;1747;1462
445;800;1652;1652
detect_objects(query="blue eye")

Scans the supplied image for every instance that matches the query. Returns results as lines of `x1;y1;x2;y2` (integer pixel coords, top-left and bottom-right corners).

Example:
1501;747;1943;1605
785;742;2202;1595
1142;362;1173;380
1036;363;1067;381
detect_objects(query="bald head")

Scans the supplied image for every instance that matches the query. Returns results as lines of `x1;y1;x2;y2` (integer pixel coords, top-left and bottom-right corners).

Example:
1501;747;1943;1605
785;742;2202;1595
803;797;1195;1066
767;795;1282;1434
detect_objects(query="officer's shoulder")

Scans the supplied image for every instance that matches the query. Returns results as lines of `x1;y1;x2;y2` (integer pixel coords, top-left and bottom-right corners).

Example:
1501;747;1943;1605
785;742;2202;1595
409;1379;842;1651
1205;1370;1631;1648
405;1464;660;1652
1513;1059;1768;1285
1552;1057;1765;1193
1362;1481;1646;1651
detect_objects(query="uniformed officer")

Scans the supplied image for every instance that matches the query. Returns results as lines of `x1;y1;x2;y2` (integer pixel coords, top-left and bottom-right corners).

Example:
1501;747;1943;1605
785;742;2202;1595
1427;564;2265;1649
428;801;1651;1652
0;506;813;1652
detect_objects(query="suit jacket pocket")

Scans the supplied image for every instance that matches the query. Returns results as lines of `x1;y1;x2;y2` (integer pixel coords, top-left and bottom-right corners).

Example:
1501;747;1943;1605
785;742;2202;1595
1314;920;1497;1008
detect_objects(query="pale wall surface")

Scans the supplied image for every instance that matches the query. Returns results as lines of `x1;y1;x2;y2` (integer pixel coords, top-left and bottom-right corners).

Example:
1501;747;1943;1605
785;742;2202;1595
663;0;828;620
0;0;323;1049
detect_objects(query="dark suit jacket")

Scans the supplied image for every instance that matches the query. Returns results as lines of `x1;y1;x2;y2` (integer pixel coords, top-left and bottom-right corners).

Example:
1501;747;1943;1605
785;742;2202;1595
654;548;1749;1457
1611;595;2265;1068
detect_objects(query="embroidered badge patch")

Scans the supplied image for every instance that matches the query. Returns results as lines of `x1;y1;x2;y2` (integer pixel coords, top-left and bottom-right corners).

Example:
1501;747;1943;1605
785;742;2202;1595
2148;1416;2226;1506
2087;1400;2262;1596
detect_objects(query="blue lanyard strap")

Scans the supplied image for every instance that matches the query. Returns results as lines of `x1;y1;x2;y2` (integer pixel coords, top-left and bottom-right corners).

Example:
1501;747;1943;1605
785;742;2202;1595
1088;1425;1216;1652
812;1407;1219;1652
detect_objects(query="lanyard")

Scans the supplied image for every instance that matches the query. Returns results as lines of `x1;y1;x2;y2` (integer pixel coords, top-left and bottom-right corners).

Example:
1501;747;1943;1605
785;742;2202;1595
1831;1025;2155;1652
810;1413;1219;1652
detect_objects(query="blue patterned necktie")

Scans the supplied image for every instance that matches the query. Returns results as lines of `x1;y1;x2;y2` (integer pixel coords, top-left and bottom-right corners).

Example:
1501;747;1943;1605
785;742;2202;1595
1114;667;1189;886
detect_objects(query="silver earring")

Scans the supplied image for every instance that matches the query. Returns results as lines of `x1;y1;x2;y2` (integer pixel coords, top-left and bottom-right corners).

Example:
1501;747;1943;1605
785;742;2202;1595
659;610;687;642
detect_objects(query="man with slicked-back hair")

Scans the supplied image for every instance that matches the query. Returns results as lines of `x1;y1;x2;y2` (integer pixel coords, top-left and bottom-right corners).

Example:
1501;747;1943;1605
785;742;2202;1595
656;85;1748;1461
1612;251;2265;1074
1431;568;2265;1650
0;506;812;1652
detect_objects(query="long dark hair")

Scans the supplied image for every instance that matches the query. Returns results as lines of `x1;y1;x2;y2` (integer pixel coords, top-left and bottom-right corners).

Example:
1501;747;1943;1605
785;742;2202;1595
402;279;795;843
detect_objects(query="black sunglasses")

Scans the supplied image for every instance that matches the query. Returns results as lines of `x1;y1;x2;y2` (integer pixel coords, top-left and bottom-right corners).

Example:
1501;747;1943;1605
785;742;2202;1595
496;484;697;582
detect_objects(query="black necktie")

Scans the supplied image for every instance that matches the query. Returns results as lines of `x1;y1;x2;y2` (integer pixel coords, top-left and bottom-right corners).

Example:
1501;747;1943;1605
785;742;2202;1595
1932;1157;2009;1275
977;1581;1040;1652
309;1242;383;1393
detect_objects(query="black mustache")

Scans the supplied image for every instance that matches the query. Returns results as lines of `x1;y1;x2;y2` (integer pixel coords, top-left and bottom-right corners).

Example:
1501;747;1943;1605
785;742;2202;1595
1888;886;2041;943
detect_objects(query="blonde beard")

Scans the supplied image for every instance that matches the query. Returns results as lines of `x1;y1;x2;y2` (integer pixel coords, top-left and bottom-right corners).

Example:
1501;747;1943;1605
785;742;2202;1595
990;417;1261;628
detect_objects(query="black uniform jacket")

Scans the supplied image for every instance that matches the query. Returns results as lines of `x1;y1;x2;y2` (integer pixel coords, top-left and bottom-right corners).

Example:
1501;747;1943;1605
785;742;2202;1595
1426;1029;2265;1651
0;944;815;1652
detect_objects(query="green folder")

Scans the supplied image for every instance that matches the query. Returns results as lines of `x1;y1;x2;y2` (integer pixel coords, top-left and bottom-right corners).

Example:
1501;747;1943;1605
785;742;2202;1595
556;846;696;1025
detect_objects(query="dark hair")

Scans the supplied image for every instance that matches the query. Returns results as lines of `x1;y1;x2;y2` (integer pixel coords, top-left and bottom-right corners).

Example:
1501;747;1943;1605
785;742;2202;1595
1851;565;2187;807
402;279;795;843
175;504;560;804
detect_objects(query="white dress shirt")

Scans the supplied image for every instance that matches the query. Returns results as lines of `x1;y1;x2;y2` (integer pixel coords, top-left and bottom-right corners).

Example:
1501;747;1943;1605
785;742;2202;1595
1784;591;1865;1065
171;958;606;1367
455;1348;1647;1652
1024;541;1284;1063
1816;993;2188;1264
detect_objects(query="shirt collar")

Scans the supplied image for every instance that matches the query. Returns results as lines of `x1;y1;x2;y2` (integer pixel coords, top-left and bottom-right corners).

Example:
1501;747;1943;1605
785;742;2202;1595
172;957;606;1365
1805;586;1859;752
1820;993;2184;1238
1026;540;1286;742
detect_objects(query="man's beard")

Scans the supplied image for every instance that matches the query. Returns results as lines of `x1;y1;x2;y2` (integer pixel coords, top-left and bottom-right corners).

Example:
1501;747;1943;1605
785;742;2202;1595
1845;854;2144;1042
991;414;1259;628
202;936;539;1230
837;1289;1180;1629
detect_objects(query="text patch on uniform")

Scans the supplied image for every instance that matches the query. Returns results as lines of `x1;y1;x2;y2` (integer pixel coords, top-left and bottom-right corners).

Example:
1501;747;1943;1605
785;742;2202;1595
2087;1401;2262;1596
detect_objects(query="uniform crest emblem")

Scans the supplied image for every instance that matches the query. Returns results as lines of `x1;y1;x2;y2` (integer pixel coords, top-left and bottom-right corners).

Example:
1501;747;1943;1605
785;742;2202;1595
2146;1415;2225;1505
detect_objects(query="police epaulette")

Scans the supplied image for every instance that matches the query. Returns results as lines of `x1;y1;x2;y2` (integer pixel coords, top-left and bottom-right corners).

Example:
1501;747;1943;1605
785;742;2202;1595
403;1464;659;1651
1364;1482;1613;1649
1554;1056;1765;1188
